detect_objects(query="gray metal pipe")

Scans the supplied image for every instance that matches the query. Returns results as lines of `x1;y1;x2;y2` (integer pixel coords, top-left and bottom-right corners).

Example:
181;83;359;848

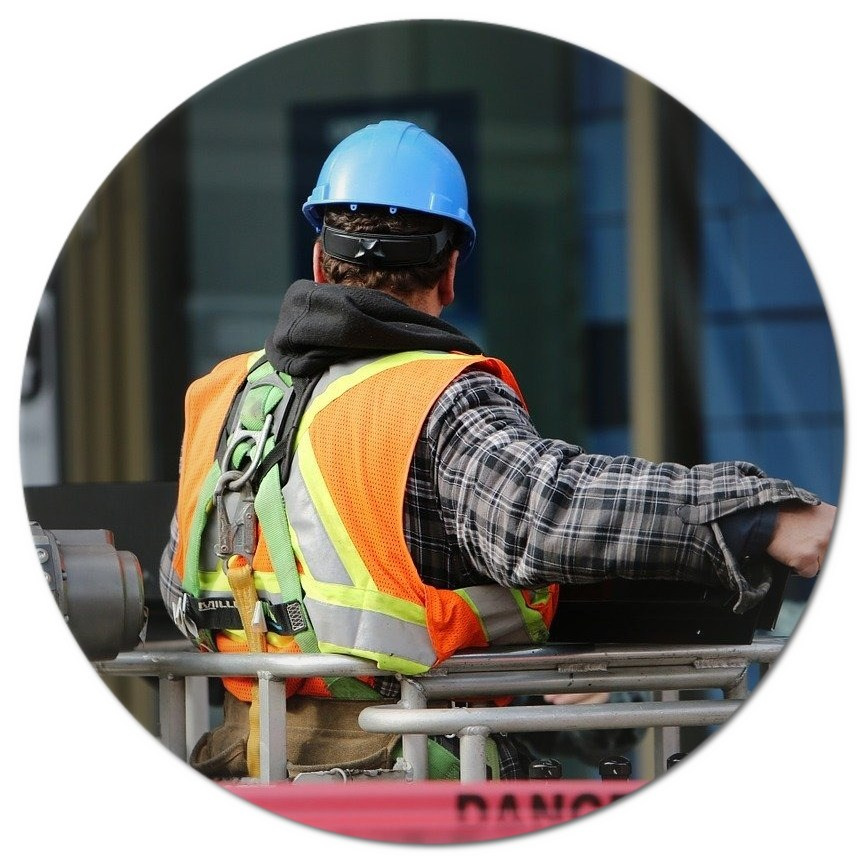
412;666;746;699
458;727;491;783
434;637;785;671
99;640;777;784
97;650;392;679
654;690;681;775
158;676;188;760
399;679;429;781
97;638;784;680
184;676;210;760
259;674;287;782
359;699;741;736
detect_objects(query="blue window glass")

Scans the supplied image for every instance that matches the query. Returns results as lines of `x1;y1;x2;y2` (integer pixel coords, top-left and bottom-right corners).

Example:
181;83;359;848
698;125;843;504
582;222;628;322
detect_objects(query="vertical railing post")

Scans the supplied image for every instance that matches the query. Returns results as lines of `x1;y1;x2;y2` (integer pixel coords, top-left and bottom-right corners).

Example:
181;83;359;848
184;675;210;759
724;668;749;702
159;675;188;760
653;690;681;775
459;726;490;783
258;672;287;782
399;678;429;781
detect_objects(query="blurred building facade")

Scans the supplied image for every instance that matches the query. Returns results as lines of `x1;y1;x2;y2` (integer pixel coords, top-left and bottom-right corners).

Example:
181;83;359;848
21;20;843;514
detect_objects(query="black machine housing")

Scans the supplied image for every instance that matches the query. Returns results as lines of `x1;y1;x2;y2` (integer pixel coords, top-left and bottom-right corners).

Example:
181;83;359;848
548;559;790;645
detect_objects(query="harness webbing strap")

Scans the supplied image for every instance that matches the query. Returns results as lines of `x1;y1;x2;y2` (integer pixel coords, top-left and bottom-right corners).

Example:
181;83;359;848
184;594;307;635
225;556;266;778
183;461;223;601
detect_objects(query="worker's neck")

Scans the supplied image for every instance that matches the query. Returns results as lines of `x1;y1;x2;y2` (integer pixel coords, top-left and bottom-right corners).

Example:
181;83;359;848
384;287;443;318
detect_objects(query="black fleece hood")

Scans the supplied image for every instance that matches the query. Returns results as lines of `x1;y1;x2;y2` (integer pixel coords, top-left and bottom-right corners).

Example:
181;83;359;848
264;280;483;377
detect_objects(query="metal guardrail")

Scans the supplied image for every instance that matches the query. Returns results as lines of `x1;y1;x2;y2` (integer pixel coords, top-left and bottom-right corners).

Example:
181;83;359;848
95;636;785;783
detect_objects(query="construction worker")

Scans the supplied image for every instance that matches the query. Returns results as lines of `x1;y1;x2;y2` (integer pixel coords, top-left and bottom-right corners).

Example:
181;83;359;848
159;119;836;781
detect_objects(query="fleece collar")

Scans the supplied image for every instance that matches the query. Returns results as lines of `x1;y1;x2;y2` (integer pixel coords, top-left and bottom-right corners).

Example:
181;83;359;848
264;280;482;377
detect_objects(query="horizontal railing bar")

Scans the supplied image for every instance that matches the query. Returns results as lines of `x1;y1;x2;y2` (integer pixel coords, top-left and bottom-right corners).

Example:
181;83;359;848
412;666;747;698
95;650;392;679
432;637;785;672
95;637;785;680
359;699;741;735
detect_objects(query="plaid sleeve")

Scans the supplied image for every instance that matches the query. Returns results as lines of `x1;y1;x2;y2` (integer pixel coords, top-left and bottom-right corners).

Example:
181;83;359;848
426;371;820;607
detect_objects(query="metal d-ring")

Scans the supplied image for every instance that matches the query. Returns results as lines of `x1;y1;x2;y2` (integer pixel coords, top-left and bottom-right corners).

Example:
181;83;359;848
217;412;274;492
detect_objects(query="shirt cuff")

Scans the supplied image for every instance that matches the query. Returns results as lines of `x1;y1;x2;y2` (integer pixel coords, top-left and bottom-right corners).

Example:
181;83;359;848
716;503;779;562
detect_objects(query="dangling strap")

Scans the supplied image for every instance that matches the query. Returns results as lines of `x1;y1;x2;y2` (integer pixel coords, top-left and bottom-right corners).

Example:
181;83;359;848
224;554;266;777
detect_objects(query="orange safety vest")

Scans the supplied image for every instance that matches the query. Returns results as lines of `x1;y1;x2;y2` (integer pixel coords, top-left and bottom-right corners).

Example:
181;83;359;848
173;350;559;702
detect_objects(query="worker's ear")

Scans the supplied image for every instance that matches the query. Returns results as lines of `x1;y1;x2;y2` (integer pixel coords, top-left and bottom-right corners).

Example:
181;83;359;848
312;241;326;284
437;249;458;308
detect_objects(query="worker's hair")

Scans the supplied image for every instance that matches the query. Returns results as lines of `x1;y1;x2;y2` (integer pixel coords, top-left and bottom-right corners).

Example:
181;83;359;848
318;205;455;296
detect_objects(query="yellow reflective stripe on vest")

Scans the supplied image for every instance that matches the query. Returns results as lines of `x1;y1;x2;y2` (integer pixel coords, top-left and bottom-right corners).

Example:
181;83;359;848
291;350;460;595
285;518;436;672
287;439;435;670
455;585;534;645
197;567;283;604
301;572;427;626
314;638;431;676
510;588;554;642
293;430;377;591
295;350;462;439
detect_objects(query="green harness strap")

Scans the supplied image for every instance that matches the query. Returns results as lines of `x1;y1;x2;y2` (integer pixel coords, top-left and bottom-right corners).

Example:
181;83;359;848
391;736;501;781
182;461;222;605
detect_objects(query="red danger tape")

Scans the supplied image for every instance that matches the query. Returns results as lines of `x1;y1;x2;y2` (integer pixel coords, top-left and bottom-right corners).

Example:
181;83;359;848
223;779;646;843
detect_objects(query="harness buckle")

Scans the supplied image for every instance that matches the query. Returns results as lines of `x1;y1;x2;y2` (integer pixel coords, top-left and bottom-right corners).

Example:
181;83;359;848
212;412;274;560
214;476;257;559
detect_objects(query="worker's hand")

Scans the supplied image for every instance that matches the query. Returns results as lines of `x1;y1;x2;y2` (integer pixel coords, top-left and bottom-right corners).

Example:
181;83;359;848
765;501;836;577
543;692;610;705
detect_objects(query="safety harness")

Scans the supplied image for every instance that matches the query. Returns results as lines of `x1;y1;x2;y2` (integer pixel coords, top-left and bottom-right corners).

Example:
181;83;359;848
180;354;306;645
181;352;380;681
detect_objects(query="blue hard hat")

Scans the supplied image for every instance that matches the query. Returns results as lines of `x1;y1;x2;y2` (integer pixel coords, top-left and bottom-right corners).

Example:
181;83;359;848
302;120;476;261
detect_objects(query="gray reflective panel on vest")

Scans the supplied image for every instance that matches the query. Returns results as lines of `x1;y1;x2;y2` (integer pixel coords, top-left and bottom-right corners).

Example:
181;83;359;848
304;596;438;668
193;588;234;601
282;359;387;588
196;584;282;604
316;355;387;392
284;454;354;587
462;585;534;645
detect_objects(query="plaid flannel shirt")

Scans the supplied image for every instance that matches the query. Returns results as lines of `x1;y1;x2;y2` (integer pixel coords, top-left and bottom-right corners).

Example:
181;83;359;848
406;370;817;600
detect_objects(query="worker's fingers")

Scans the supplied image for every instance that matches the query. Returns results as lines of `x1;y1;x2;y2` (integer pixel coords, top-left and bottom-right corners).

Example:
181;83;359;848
766;501;836;577
542;691;610;705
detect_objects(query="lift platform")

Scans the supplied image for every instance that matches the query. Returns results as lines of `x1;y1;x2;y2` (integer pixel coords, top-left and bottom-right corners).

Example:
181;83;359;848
95;635;783;842
29;483;793;843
